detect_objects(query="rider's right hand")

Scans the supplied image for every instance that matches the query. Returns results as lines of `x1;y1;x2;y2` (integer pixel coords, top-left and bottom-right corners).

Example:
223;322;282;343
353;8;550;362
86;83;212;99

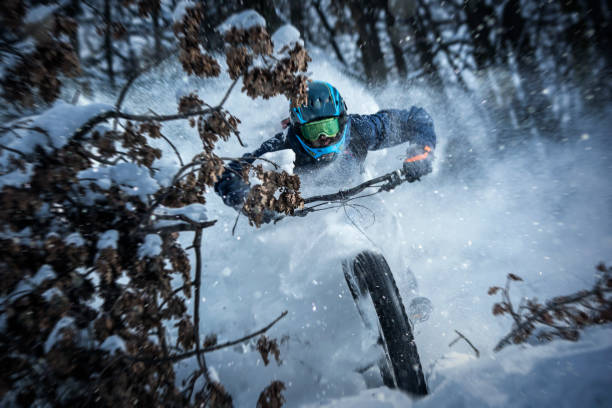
403;145;433;182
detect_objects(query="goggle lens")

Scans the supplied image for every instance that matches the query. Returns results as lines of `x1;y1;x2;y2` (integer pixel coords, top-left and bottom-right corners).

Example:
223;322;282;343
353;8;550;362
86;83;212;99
300;117;340;142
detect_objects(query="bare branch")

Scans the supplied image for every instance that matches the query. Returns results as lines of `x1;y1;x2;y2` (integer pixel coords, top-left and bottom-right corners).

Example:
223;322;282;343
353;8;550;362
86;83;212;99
492;265;612;352
131;310;289;364
151;220;217;234
192;229;210;382
158;131;185;166
72;108;216;141
217;77;240;109
0;143;28;158
449;330;480;358
218;155;280;170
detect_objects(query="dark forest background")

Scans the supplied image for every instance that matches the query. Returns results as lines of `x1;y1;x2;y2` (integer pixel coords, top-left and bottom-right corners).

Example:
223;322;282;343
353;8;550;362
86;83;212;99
3;0;611;146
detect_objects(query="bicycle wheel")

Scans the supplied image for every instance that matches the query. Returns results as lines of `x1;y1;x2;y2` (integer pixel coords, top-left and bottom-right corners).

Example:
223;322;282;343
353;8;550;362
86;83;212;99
343;250;428;395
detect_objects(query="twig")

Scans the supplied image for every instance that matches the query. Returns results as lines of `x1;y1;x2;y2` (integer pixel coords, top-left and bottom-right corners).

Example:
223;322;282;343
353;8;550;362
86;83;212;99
231;209;242;236
217;77;239;109
219;155;280;170
448;330;480;358
71;90;81;105
192;229;210;382
158;132;185;166
130;310;289;363
0;143;27;158
151;220;217;234
503;277;522;328
72;108;216;141
158;282;195;310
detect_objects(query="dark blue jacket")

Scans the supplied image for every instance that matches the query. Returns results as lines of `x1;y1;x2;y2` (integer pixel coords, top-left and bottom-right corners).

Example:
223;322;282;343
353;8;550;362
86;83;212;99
215;107;436;209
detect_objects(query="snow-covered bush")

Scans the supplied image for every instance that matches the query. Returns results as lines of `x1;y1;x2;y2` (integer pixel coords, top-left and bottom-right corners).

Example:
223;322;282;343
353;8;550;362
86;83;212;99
0;6;308;406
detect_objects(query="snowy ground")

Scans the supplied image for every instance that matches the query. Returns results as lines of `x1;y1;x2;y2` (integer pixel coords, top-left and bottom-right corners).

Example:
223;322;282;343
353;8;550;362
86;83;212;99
97;48;612;407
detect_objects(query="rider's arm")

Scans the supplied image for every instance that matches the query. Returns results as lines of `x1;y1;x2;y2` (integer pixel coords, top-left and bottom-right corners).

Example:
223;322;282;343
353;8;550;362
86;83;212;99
350;107;436;151
214;132;288;209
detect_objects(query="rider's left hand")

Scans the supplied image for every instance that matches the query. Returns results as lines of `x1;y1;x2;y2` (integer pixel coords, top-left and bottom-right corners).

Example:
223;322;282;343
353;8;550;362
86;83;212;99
403;145;433;182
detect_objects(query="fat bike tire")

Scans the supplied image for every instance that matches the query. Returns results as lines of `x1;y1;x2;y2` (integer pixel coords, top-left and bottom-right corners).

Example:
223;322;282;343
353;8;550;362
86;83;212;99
343;250;428;396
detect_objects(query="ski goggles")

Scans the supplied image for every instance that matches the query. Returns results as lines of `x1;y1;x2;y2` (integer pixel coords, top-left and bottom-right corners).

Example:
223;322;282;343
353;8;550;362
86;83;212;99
299;117;340;142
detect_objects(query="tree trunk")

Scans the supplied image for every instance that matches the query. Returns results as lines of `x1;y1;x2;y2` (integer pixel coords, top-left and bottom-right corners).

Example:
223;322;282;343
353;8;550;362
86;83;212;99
464;0;497;70
347;1;387;83
247;0;284;33
65;0;82;59
501;0;559;139
407;3;443;89
384;5;407;77
289;0;306;38
152;0;161;59
104;0;115;88
313;0;347;65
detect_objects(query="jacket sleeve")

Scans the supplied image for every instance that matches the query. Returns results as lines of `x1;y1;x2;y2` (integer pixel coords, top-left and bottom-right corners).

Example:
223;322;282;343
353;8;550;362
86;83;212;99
214;132;288;209
350;107;436;151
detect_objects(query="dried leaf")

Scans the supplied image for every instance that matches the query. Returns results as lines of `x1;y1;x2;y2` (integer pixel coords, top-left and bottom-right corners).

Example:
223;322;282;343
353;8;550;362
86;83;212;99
257;381;286;408
257;336;281;366
492;303;506;316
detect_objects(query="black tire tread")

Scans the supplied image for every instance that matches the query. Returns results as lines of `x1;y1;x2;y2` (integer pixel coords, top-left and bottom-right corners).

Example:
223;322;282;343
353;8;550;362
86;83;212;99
351;250;428;395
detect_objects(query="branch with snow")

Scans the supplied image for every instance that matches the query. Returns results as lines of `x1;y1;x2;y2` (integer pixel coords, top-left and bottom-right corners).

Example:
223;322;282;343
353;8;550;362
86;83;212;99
1;6;310;407
490;264;612;352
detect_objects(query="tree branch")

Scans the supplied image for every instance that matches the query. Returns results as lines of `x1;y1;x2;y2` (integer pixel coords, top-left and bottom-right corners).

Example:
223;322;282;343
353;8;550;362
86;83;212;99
131;310;289;364
72;108;216;141
151;220;217;234
192;228;210;382
449;329;480;358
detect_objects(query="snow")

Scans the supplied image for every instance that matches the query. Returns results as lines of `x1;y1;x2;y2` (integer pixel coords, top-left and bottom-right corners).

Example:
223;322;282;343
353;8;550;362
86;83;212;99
138;234;163;258
65;232;85;247
98;230;119;250
25;4;58;24
72;46;612;407
311;326;612;408
272;25;302;55
173;0;194;24
0;101;112;188
2;101;111;156
30;265;56;286
157;203;207;222
9;264;58;296
217;10;266;33
417;327;612;408
100;335;127;354
260;149;295;174
305;387;414;407
42;287;63;302
0;163;34;190
44;317;75;353
78;162;160;203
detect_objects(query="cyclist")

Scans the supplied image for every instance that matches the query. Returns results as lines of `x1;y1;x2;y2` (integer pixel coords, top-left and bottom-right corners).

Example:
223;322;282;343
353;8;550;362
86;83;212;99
215;80;437;215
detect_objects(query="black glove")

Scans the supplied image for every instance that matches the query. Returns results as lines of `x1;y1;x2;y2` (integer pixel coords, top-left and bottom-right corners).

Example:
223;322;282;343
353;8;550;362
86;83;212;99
214;168;249;210
260;209;280;224
403;145;433;182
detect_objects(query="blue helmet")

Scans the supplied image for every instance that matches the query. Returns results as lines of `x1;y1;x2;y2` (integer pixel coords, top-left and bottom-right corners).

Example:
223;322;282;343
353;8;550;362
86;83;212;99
290;81;349;160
